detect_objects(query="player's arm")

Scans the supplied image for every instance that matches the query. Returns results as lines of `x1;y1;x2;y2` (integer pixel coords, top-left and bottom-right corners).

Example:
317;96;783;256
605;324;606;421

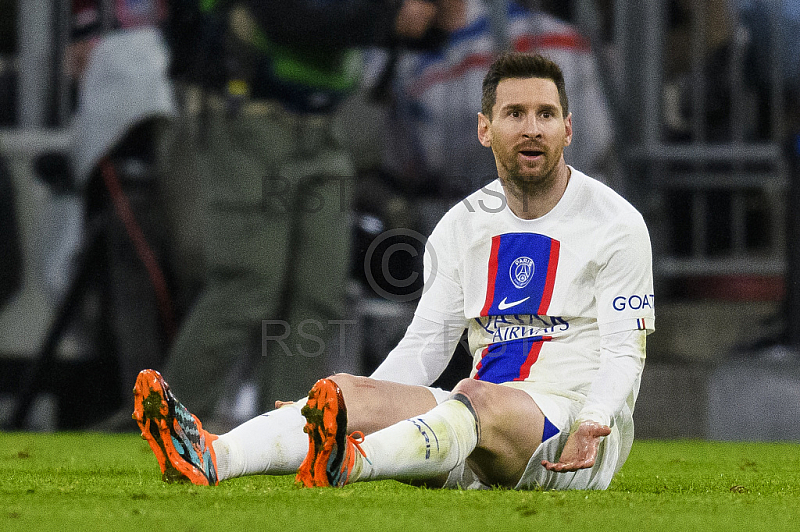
369;312;466;386
369;251;468;386
545;213;653;472
542;329;645;471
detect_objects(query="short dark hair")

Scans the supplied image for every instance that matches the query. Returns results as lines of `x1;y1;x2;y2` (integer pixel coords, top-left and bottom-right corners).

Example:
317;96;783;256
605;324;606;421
481;52;569;120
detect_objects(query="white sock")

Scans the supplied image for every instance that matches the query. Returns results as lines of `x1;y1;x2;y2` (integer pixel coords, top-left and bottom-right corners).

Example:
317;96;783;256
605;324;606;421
212;398;308;481
352;399;479;482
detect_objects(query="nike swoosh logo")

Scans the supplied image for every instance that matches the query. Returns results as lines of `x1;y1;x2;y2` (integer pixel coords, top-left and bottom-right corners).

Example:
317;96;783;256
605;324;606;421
497;296;530;310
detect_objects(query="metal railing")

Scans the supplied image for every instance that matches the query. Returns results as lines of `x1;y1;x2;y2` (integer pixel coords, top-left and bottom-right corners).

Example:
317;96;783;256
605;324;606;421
607;0;788;282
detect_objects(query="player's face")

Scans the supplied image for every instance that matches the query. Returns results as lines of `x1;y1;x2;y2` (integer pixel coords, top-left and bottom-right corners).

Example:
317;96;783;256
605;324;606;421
477;77;572;189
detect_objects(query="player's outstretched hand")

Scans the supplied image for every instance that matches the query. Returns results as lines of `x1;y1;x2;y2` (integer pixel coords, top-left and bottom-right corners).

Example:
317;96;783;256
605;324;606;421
541;421;611;472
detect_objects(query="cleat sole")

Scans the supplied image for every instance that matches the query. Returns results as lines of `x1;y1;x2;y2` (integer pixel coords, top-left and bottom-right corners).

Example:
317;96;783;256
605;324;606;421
133;369;218;486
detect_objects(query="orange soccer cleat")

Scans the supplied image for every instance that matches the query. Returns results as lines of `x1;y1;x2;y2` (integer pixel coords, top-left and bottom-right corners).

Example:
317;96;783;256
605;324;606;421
132;369;219;486
295;378;367;487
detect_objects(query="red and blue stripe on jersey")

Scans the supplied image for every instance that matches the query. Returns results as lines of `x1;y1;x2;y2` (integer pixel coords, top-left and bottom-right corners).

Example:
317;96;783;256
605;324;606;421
475;233;560;384
480;233;559;317
474;335;553;383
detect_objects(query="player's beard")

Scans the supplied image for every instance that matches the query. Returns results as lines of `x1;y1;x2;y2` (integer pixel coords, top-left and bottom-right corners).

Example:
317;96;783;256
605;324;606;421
496;143;563;208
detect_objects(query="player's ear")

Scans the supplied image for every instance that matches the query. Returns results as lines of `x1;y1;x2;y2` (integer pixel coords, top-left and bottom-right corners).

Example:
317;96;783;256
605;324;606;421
563;112;573;147
477;112;492;147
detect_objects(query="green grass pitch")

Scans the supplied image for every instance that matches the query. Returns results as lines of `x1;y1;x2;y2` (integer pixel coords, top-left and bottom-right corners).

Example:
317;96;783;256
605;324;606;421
2;432;800;531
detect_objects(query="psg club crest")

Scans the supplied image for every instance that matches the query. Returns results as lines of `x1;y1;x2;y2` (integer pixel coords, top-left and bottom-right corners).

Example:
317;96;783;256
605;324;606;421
510;257;534;289
481;233;559;317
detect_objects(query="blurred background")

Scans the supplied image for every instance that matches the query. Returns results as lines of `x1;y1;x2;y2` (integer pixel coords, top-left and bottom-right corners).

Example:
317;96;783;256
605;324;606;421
1;0;799;439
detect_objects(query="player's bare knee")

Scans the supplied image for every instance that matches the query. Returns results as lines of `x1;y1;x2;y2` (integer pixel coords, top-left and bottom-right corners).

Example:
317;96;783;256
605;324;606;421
327;373;378;410
327;372;357;390
451;379;518;438
450;378;497;427
450;378;491;409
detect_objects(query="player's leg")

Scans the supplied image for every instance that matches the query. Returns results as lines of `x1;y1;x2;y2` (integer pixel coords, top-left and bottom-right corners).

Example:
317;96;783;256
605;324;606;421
134;369;439;485
449;378;546;487
295;374;442;486
331;373;440;433
216;373;438;482
303;377;545;488
134;365;313;484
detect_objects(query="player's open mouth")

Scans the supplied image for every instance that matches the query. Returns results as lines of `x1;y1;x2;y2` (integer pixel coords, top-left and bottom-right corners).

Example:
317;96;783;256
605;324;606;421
519;150;544;159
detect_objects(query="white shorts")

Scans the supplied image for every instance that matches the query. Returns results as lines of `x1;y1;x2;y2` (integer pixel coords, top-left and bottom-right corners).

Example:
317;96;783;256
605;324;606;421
425;382;634;491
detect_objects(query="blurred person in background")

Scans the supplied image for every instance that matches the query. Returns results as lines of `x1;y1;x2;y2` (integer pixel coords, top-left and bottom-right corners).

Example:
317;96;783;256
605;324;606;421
660;0;800;141
157;0;463;430
661;0;735;141
368;0;614;204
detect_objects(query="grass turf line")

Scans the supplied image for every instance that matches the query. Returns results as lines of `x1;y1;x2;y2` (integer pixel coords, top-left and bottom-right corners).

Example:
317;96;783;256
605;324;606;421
2;433;800;531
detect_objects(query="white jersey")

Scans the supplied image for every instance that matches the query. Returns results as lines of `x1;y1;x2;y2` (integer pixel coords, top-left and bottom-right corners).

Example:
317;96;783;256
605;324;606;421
415;168;654;403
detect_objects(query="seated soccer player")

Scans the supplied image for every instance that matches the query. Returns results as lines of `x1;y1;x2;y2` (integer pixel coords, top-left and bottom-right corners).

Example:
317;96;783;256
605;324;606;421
133;52;654;490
